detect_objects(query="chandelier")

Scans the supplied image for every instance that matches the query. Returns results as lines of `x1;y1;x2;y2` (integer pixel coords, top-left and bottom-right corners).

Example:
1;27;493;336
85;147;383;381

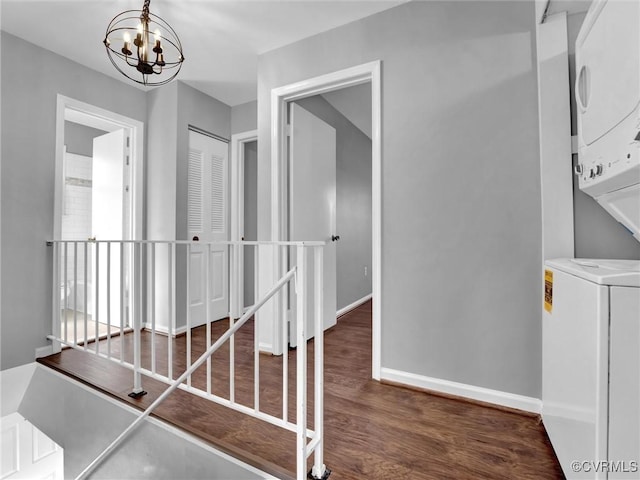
103;0;184;86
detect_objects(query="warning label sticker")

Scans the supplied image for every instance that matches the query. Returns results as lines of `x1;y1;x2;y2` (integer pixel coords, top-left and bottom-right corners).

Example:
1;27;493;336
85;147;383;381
544;269;553;313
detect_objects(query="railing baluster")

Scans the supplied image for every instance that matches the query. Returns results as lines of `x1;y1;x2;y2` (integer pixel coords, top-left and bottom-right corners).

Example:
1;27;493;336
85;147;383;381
229;243;236;404
254;245;260;413
151;242;156;375
95;243;100;355
281;244;288;423
168;242;174;380
63;242;68;344
119;241;125;364
83;242;88;350
313;246;325;478
107;242;112;359
51;241;61;353
295;244;307;480
73;241;78;346
132;242;143;394
205;244;211;395
186;243;192;388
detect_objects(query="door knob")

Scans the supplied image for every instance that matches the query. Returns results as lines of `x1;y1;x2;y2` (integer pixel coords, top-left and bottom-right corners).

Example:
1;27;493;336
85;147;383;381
331;235;340;242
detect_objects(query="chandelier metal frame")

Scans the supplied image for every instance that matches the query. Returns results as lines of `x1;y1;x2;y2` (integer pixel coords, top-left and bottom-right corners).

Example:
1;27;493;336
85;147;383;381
103;0;184;86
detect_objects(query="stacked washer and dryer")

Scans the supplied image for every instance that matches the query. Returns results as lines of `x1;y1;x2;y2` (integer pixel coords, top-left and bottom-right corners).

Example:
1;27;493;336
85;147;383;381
542;1;640;479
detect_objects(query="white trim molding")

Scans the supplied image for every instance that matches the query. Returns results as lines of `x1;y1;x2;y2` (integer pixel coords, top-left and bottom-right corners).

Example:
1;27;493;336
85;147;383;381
143;323;187;337
380;368;542;414
270;60;382;377
35;345;54;359
337;294;372;318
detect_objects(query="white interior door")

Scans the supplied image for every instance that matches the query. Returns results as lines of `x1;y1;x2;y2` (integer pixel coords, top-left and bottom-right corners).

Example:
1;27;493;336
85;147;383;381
92;129;127;328
1;413;64;480
188;130;230;325
289;103;337;347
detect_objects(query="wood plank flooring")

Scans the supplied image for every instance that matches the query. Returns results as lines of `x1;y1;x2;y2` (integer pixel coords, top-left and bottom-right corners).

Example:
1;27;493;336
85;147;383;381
39;301;564;479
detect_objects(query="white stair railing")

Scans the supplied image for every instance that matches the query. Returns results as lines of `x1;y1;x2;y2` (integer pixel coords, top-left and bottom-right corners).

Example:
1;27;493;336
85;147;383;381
46;239;328;480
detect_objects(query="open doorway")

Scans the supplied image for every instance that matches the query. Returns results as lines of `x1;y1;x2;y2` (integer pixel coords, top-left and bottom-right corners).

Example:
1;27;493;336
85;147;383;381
293;86;373;315
271;61;382;377
230;130;258;319
285;86;372;347
54;96;144;346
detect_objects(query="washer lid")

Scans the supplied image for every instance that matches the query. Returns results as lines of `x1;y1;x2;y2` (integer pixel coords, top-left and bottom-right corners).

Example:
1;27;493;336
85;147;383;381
545;258;640;287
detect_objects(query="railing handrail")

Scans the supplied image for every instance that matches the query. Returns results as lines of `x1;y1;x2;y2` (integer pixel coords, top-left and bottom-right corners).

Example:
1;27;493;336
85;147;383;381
47;239;326;247
74;266;298;480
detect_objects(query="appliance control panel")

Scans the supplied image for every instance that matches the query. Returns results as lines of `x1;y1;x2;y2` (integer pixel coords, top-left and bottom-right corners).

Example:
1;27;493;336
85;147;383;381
575;113;640;198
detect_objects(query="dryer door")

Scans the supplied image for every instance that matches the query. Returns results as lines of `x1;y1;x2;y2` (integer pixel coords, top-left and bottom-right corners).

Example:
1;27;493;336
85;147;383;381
576;0;639;146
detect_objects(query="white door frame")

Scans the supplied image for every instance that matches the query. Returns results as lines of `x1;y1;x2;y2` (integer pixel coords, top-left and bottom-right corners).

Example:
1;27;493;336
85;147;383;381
270;60;382;379
54;95;144;242
230;129;258;318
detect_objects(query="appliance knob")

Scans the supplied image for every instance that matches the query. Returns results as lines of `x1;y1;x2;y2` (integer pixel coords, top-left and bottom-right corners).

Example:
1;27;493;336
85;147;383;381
574;164;584;175
589;168;596;179
596;164;604;176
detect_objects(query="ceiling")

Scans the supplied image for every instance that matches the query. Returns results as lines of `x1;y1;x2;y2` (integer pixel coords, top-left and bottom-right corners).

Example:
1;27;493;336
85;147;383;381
0;0;404;106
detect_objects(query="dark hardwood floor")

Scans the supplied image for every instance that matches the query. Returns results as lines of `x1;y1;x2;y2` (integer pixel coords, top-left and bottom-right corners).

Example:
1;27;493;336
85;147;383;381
39;301;564;479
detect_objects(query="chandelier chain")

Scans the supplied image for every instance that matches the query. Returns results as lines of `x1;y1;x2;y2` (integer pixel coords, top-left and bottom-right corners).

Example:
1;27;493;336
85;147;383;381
142;0;151;18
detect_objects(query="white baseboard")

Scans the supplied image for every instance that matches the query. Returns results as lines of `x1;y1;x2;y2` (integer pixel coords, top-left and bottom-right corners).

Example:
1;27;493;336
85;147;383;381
143;323;187;337
380;367;542;414
337;293;372;318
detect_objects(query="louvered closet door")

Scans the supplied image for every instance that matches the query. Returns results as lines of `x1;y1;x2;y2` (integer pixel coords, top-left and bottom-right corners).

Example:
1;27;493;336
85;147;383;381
187;130;230;325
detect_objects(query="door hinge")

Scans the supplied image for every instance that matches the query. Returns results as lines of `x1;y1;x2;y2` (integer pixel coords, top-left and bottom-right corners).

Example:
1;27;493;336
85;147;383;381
126;137;130;148
286;124;292;137
126;155;130;166
125;185;130;192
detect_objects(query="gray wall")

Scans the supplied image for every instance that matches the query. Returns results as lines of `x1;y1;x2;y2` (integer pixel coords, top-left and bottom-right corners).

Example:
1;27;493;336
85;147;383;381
176;81;231;241
243;141;258;307
566;12;640;259
293;96;372;311
257;1;543;397
231;100;258;134
321;83;372;139
64;122;108;157
147;82;178;241
1;32;147;370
